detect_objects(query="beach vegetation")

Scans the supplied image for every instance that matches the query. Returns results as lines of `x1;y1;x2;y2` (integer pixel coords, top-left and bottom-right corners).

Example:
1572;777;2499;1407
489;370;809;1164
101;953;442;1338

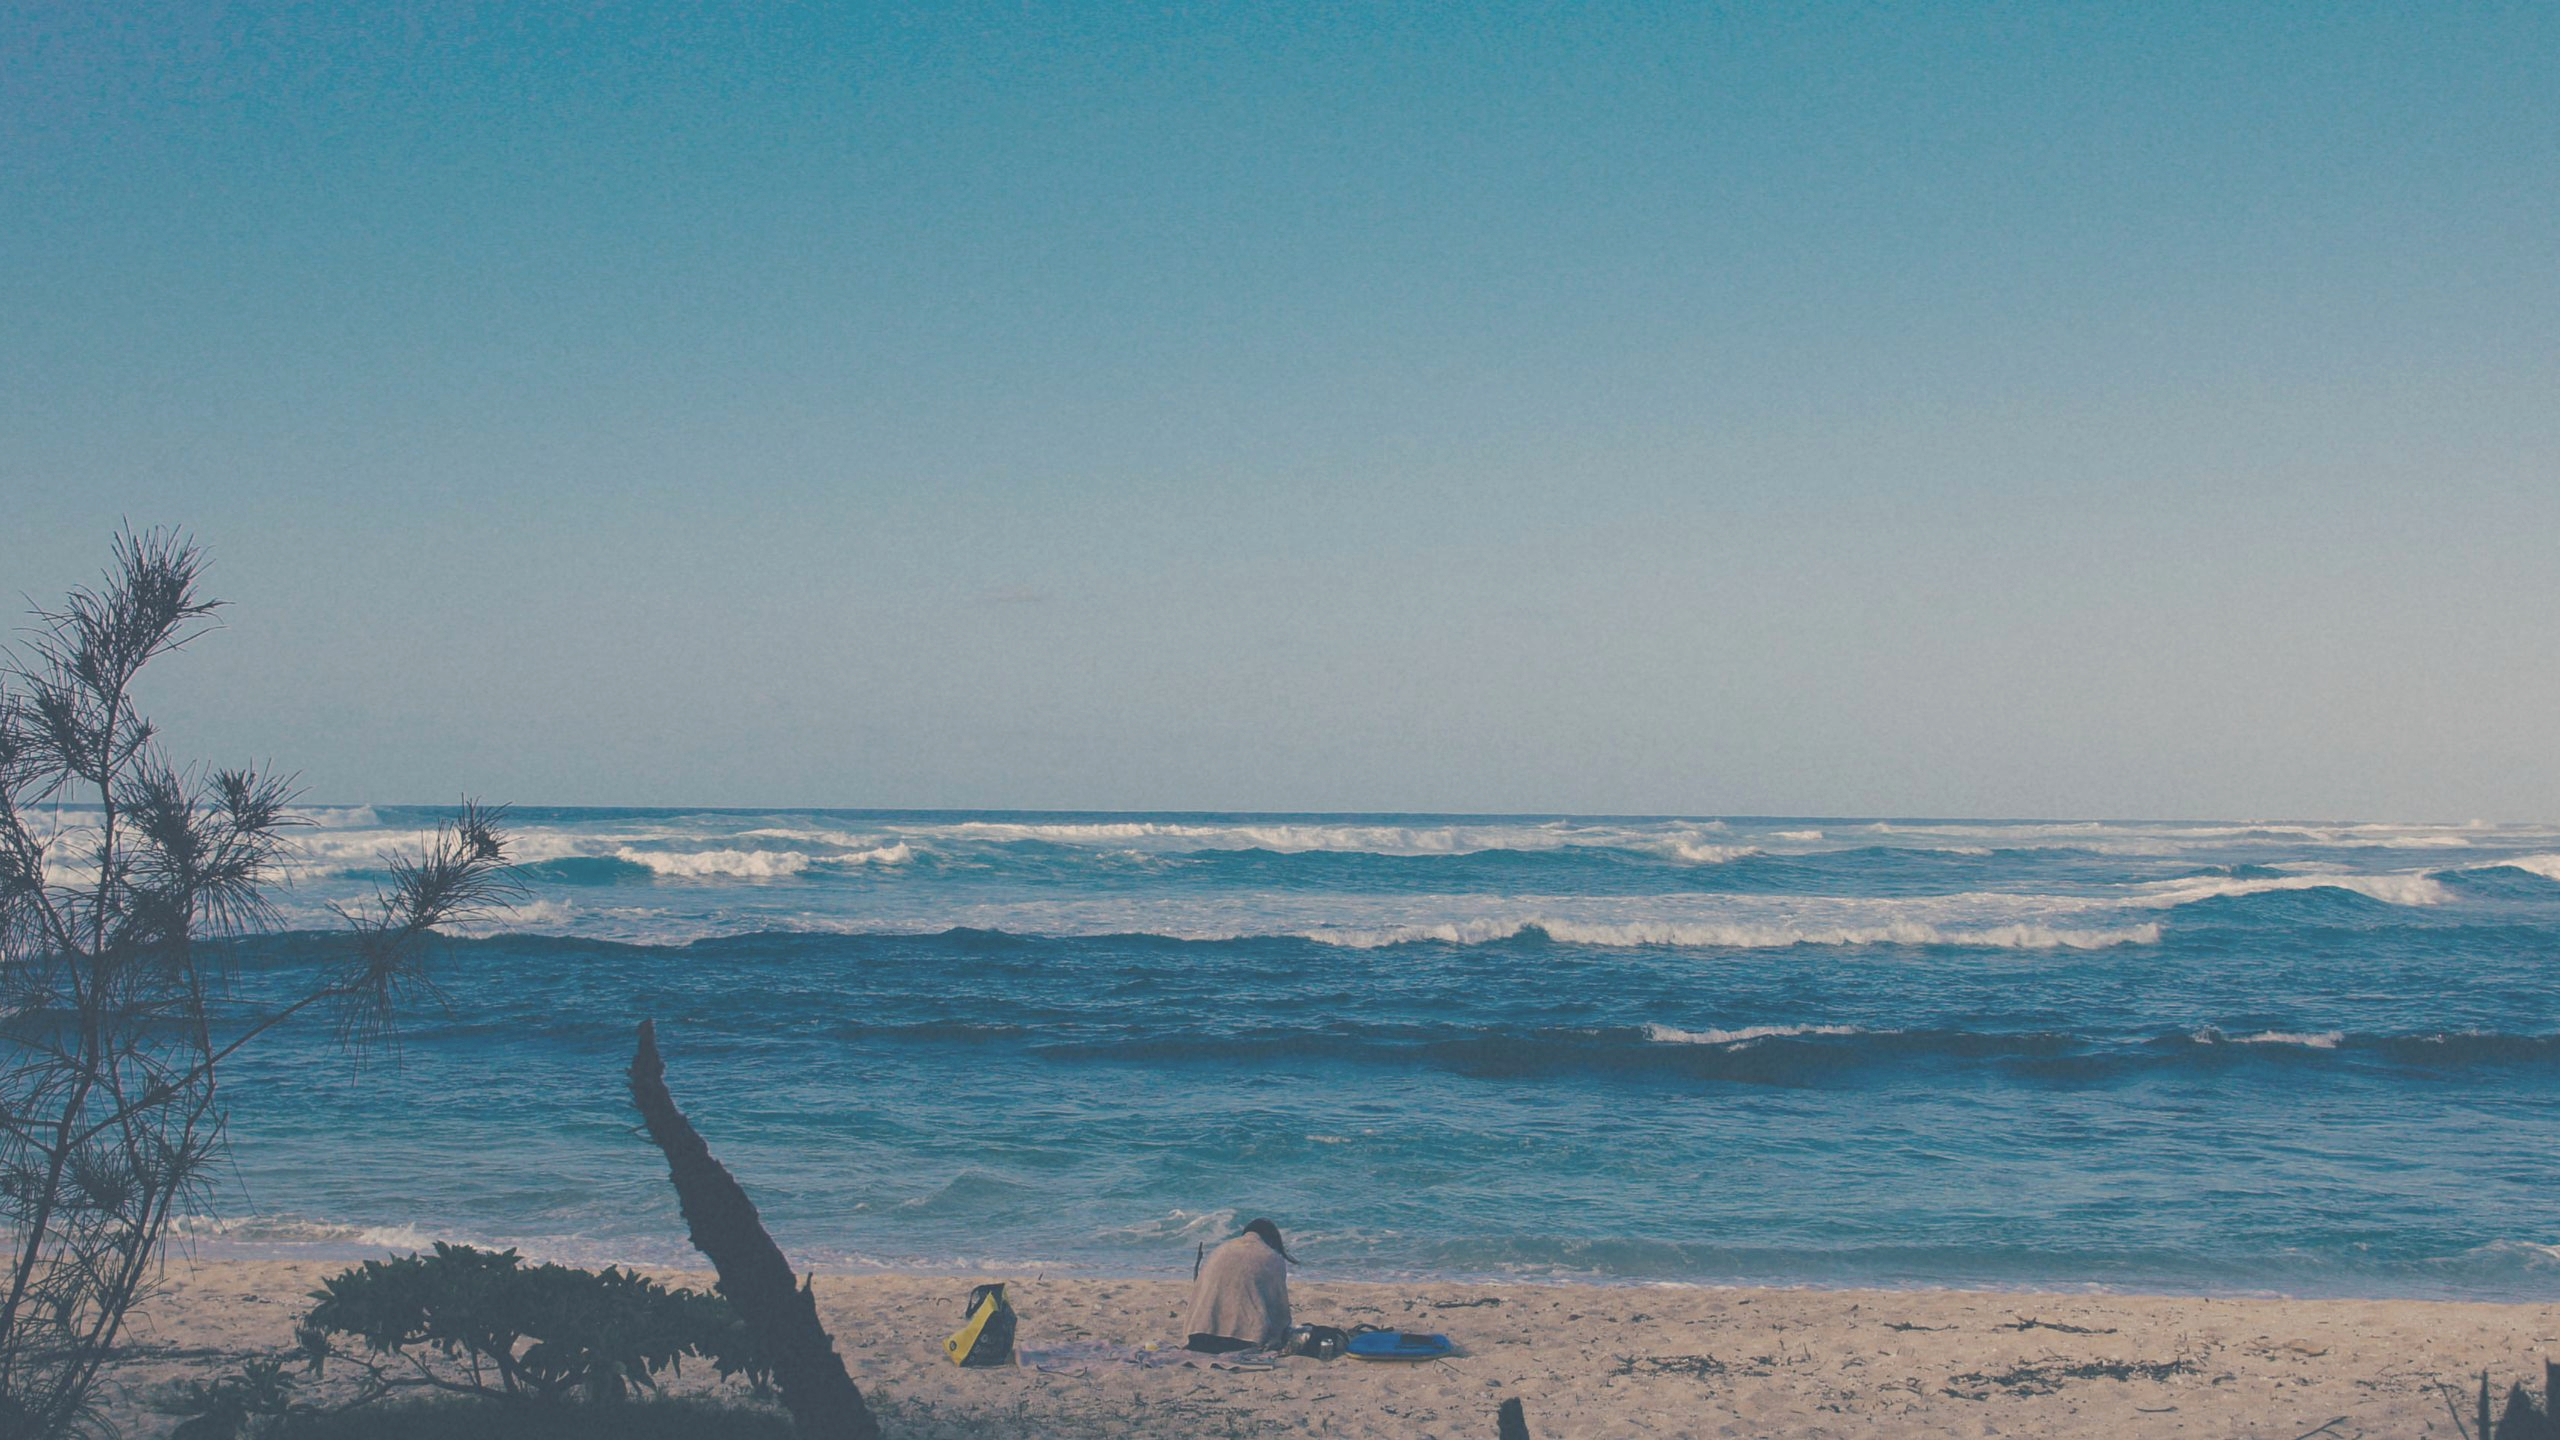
0;529;516;1438
165;1356;300;1439
161;1246;777;1438
294;1243;767;1404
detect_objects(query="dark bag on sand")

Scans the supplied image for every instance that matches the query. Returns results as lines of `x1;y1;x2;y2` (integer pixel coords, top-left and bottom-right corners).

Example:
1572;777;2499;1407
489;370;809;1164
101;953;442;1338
1283;1324;1351;1360
944;1282;1017;1367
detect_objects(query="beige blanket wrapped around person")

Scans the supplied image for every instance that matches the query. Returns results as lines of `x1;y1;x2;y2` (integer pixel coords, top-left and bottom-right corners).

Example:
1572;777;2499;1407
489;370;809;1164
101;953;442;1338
1186;1230;1291;1350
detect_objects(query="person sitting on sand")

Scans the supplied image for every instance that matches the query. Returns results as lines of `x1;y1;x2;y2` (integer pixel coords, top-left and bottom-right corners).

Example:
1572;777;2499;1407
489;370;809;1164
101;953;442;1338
1185;1218;1293;1352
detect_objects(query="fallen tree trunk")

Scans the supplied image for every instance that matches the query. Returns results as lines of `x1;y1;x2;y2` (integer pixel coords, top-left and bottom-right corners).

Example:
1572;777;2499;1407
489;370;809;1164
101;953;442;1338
628;1019;879;1440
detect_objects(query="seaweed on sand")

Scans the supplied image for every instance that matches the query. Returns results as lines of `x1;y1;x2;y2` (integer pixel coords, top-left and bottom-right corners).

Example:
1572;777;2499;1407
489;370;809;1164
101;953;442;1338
1943;1352;2196;1399
1611;1354;1727;1380
2001;1317;2117;1335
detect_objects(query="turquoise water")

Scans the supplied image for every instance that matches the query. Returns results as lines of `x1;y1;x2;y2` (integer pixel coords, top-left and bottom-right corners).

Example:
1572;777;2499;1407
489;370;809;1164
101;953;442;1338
193;809;2560;1299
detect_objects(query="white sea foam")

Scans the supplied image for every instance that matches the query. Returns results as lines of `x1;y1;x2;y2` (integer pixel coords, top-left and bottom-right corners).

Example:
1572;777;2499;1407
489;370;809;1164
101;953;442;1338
1643;1023;1865;1046
2449;1240;2560;1273
1851;818;2523;857
942;820;1587;854
2228;1030;2345;1048
737;827;909;854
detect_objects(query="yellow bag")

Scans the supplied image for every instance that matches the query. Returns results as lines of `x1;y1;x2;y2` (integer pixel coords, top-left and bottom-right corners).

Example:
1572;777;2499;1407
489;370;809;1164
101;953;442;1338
944;1282;1016;1366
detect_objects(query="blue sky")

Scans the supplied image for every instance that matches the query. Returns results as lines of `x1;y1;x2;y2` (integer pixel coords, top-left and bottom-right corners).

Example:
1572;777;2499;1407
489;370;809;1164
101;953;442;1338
4;2;2554;816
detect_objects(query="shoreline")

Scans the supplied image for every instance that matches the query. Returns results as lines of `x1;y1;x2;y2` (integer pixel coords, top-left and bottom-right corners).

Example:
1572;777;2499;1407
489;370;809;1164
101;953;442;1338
103;1258;2560;1437
169;1237;2560;1306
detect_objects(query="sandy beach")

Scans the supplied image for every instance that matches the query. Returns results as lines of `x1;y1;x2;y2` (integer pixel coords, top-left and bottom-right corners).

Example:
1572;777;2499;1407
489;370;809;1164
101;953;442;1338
99;1259;2557;1437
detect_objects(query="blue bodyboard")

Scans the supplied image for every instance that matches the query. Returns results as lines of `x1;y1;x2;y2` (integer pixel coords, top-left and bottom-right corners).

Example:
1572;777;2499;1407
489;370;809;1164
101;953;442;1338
1346;1330;1454;1361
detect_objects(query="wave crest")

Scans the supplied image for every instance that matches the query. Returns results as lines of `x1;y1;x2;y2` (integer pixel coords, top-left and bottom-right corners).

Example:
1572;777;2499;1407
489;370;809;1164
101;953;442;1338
1641;840;1763;864
2189;1028;2345;1049
2483;854;2560;884
616;847;812;878
611;843;912;879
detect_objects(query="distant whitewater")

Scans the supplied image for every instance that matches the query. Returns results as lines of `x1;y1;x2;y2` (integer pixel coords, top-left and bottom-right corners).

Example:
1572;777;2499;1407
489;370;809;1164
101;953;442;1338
199;809;2560;1300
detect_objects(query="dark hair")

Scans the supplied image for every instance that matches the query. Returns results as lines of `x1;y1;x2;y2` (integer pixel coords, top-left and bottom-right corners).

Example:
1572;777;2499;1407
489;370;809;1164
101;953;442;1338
1241;1218;1293;1263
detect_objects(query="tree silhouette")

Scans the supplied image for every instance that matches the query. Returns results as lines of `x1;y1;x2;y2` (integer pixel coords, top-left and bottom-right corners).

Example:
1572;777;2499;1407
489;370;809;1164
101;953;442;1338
0;529;514;1437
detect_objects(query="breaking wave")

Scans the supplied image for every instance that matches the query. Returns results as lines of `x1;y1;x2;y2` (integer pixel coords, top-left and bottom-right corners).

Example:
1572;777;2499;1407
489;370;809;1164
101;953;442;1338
1302;918;2160;951
2131;871;2450;908
2188;1028;2345;1049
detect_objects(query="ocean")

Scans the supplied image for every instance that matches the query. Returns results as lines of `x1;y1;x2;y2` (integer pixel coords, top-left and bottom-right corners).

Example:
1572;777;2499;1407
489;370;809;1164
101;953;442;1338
189;808;2560;1300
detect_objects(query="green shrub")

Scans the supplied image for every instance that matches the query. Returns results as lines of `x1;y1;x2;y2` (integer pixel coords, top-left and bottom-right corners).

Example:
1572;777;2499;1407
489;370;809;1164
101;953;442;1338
297;1243;768;1404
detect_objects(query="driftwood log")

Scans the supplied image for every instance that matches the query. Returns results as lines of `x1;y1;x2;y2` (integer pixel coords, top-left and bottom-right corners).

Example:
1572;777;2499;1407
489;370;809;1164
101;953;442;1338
628;1020;880;1440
